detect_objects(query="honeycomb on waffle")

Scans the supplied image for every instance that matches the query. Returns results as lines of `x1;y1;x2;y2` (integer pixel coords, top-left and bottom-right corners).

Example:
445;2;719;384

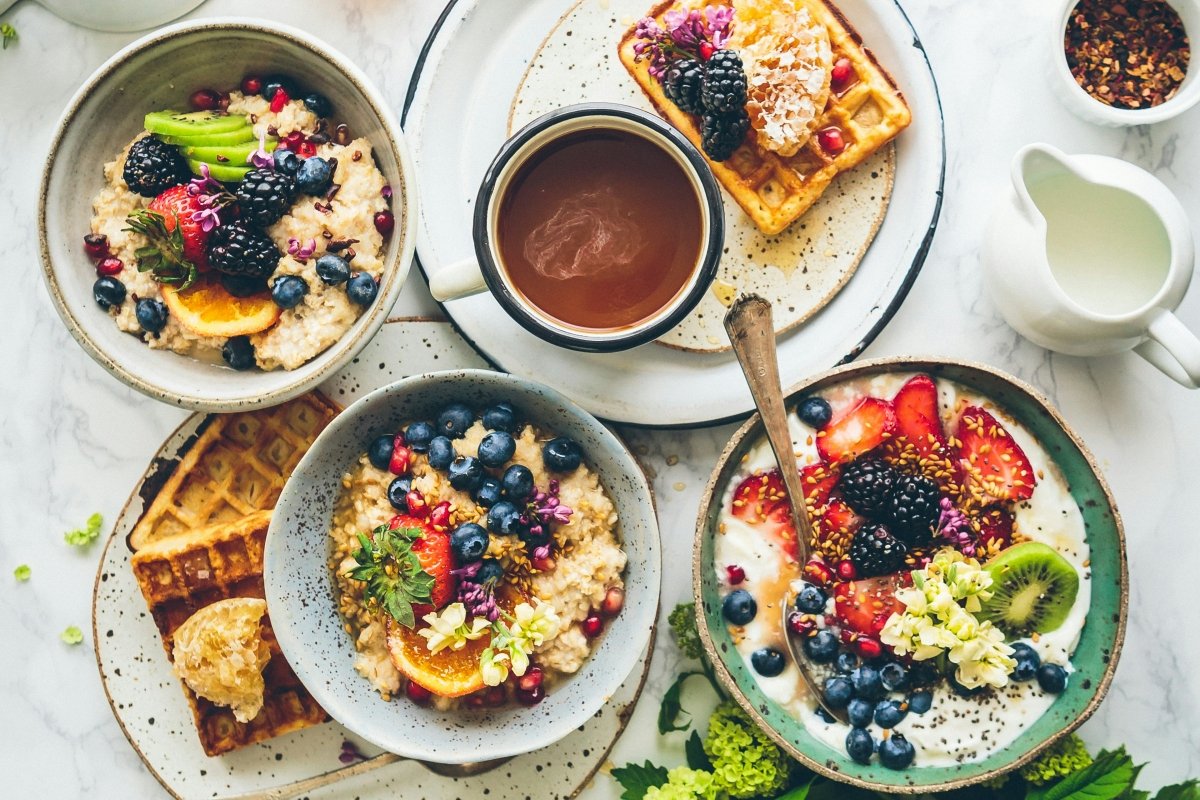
128;391;339;551
131;511;328;756
618;0;912;236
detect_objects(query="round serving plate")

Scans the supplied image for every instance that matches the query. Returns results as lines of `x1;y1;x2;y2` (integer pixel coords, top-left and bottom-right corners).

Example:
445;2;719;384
91;319;654;799
403;0;944;427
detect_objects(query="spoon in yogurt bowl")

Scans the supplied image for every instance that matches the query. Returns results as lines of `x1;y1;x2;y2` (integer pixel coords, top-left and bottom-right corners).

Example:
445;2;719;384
724;294;848;724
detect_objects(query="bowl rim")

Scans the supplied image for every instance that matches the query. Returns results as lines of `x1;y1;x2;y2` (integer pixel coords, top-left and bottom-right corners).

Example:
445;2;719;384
692;355;1128;793
263;367;663;763
37;16;419;412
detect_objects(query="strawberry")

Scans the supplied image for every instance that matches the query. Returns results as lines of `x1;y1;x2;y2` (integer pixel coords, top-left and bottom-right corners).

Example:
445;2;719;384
148;185;210;270
955;406;1037;503
388;514;456;615
816;396;896;464
799;463;838;510
891;375;947;458
812;499;862;551
730;470;798;561
977;506;1014;550
832;576;905;638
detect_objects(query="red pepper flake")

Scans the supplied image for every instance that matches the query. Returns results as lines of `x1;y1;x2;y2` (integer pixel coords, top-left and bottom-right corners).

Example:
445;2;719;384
1065;0;1189;109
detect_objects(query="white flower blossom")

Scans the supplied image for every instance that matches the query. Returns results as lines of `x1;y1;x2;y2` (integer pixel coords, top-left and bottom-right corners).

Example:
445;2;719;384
418;603;491;654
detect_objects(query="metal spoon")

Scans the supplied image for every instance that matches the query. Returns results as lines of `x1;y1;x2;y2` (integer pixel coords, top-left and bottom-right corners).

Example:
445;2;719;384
724;294;847;724
219;754;510;800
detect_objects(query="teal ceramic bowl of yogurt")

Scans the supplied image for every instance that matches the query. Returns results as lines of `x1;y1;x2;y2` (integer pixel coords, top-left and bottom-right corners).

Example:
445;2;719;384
693;357;1126;791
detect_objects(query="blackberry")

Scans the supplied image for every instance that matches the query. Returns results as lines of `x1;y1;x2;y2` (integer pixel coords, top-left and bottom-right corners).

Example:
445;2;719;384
663;57;705;114
207;223;281;279
848;523;907;577
700;109;750;162
884;473;941;543
234;169;296;227
700;49;747;114
838;458;899;517
122;137;190;198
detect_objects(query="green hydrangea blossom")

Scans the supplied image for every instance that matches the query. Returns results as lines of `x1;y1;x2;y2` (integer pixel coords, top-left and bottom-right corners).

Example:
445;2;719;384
704;701;791;799
669;602;704;660
644;767;726;800
1020;733;1093;785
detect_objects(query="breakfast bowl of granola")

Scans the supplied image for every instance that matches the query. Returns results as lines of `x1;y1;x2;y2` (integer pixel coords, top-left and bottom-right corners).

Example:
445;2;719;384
695;357;1126;791
39;18;416;411
264;369;660;762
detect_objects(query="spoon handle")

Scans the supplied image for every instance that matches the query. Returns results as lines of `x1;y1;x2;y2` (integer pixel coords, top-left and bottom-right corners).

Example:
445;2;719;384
218;753;405;800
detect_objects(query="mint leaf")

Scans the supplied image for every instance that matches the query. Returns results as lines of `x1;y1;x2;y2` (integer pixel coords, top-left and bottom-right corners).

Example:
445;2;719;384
1029;748;1138;800
1154;782;1200;800
657;670;702;733
13;564;30;581
347;524;434;628
685;729;710;771
64;513;104;548
611;761;669;800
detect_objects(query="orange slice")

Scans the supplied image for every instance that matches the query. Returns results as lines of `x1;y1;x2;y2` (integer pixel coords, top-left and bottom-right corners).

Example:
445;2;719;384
161;277;281;338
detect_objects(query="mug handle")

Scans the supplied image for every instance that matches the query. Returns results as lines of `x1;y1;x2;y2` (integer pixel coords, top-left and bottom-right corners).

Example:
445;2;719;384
428;258;488;302
1133;310;1200;389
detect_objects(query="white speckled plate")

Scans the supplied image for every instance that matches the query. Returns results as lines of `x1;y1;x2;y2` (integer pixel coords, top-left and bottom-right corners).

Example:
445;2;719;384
404;0;943;427
92;319;654;799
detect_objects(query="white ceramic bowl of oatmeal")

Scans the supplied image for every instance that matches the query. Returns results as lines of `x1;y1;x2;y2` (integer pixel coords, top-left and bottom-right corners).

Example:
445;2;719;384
39;18;417;412
263;370;661;763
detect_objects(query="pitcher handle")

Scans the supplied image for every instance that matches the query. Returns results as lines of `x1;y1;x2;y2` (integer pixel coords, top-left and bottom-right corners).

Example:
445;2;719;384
428;258;488;303
1133;310;1200;389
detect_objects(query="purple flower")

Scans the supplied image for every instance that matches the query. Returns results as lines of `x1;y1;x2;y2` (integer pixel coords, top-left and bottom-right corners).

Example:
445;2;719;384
339;739;367;764
705;5;735;48
187;163;222;197
528;482;574;528
634;16;663;40
936;497;977;557
451;561;482;580
190;206;222;232
287;237;317;262
248;130;275;170
664;9;705;49
457;580;499;622
532;544;552;562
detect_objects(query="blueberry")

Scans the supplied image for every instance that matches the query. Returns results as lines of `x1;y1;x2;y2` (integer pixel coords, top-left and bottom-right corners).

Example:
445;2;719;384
387;476;412;511
851;665;886;701
1037;663;1068;694
824;676;854;709
135;298;168;333
835;652;860;674
543;437;582;472
501;464;535;500
486;501;523;536
1010;642;1041;682
908;690;933;715
450;522;489;564
795;582;827;614
803;629;839;663
722;589;757;625
403;420;436;453
879;662;910;692
295;156;333;195
909;661;941;687
220;273;268;297
448;456;484;491
302;92;332;117
346;272;378;306
873;699;907;728
271;275;308;309
948;672;983;697
93;277;126;309
367;434;395;470
847;697;875;727
222;336;256;370
845;728;875;765
427;436;455;470
797;396;833;428
473;477;503;508
482;402;518;432
478;431;516;468
261;75;295;99
878;733;916;770
437;403;475;439
315;253;350;285
814;706;836;723
273;148;303;176
474;558;504;584
751;647;786;677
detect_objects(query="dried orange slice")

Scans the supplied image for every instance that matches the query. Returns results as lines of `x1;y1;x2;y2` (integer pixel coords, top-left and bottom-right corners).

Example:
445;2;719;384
161;277;281;337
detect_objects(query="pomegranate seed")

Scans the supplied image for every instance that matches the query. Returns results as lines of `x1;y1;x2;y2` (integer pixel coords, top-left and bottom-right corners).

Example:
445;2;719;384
216;92;231;111
96;256;124;276
786;612;815;637
830;57;856;92
817;127;846;156
405;680;432;705
285;130;306;147
600;586;625;618
517;667;544;692
406;491;429;518
83;233;109;259
465;694;486;709
297;141;317;157
515;685;545;706
389;440;412;475
839;628;857;645
189;89;220;111
725;564;746;585
804;559;834;586
855;636;883;660
836;560;858;581
581;614;604;639
269;87;289;113
484;686;507;707
531;553;556;572
374;210;395;236
699;41;715;60
429;501;452;531
241;75;264;95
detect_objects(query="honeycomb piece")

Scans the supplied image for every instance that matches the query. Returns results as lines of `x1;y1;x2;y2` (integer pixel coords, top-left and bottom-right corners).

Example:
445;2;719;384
172;597;271;724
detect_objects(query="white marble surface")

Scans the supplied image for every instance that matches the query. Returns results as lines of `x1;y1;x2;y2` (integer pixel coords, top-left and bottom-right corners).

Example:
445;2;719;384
1;0;1198;797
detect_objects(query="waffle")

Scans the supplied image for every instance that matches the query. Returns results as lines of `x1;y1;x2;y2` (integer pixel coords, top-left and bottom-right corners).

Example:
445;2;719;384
618;0;912;235
128;392;339;552
130;511;328;756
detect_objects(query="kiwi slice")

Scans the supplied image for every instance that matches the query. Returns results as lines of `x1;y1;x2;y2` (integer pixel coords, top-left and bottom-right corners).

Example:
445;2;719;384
160;127;256;147
145;110;249;138
187;159;251;183
184;139;277;166
978;542;1079;637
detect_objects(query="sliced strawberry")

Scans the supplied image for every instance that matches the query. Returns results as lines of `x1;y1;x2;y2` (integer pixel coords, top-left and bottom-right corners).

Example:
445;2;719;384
812;499;862;551
892;375;947;458
816;396;896;463
730;470;798;561
388;514;457;615
977;506;1014;550
832;575;905;638
148;185;210;270
955;406;1037;502
799;463;838;510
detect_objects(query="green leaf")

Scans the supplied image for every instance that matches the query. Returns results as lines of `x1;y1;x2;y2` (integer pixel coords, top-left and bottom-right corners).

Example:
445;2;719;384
346;523;434;629
1029;748;1138;800
13;564;30;581
685;730;710;771
657;670;702;734
776;778;816;800
806;778;880;800
611;761;669;800
1;23;16;50
123;209;198;289
64;512;104;548
1154;783;1200;800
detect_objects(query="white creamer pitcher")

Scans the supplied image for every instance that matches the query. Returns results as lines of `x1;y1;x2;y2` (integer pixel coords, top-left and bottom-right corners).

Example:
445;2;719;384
983;143;1200;388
